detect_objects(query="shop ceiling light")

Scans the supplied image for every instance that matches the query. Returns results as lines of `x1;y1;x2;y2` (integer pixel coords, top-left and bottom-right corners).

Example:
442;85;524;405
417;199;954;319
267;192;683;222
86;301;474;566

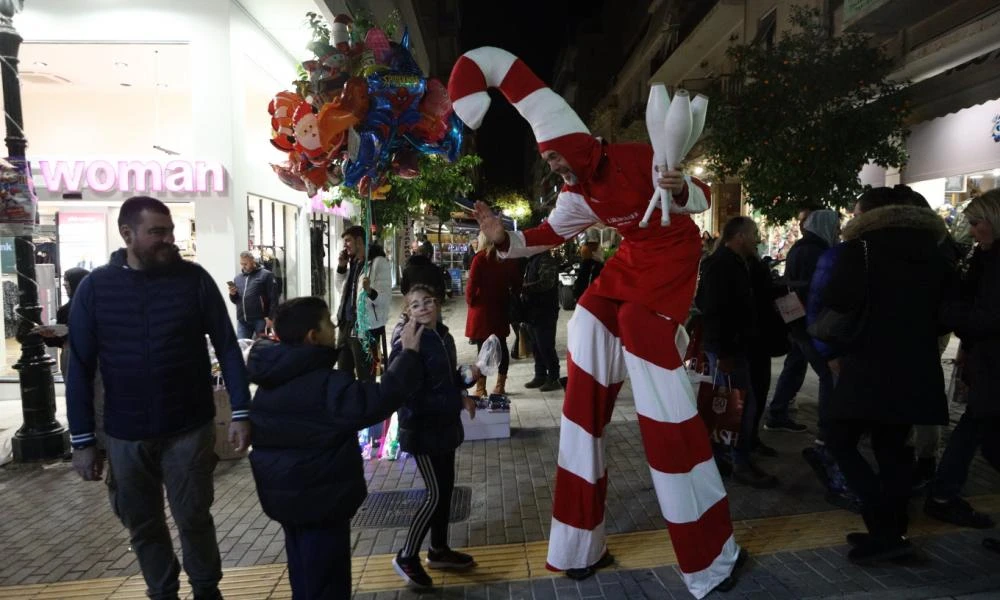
32;61;47;67
993;169;1000;177
119;82;132;87
114;61;128;69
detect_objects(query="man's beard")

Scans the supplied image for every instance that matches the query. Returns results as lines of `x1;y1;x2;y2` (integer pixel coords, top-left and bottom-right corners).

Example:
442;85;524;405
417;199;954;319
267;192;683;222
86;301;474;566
138;243;181;271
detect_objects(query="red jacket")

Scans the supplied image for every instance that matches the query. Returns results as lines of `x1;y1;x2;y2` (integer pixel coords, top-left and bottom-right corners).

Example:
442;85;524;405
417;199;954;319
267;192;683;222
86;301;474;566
465;251;522;340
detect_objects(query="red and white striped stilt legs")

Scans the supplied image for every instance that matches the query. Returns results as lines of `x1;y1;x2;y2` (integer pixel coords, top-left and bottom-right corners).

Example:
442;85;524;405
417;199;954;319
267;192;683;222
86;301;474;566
546;293;741;599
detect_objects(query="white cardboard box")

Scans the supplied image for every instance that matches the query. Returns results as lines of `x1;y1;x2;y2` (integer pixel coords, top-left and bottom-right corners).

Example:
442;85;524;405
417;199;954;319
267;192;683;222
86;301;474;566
461;409;510;441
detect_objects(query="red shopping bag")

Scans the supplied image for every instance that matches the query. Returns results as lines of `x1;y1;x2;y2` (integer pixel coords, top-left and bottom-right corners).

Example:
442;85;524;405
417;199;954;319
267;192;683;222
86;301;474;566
696;380;745;447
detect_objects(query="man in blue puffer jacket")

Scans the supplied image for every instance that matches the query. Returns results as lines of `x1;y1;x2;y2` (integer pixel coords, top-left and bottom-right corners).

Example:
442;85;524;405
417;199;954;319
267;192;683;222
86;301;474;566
67;196;251;600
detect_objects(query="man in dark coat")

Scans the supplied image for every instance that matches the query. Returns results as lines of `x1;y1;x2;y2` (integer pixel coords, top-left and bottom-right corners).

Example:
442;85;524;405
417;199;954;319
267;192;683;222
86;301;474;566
67;196;251;600
822;190;953;565
521;249;562;391
767;210;841;433
335;225;371;381
228;251;280;339
697;216;779;488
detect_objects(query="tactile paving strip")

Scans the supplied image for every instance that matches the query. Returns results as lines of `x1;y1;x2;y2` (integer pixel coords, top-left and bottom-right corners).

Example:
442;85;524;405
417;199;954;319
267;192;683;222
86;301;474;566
351;485;472;528
1;493;997;599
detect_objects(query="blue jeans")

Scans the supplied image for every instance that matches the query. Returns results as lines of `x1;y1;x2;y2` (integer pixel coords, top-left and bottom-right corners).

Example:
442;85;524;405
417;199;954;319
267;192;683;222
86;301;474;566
706;352;757;464
769;331;834;440
237;318;266;340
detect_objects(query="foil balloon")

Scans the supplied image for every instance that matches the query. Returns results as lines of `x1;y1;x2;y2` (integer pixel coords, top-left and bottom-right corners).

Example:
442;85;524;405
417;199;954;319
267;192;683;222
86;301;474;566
392;148;420;179
291;101;327;160
364;28;393;65
343;130;382;188
317;103;358;151
271;162;307;191
268;91;303;151
336;77;371;120
411;78;452;143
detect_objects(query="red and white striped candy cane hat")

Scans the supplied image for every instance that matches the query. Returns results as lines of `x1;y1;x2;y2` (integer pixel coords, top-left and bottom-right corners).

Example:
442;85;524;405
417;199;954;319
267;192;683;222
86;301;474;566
447;47;592;156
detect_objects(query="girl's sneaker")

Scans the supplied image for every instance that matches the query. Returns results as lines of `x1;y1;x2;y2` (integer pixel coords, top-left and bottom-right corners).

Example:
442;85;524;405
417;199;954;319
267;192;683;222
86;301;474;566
426;547;476;570
393;552;433;588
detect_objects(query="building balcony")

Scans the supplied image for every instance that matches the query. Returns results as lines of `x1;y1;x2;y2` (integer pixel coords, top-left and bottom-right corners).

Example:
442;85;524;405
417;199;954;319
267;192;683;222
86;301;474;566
649;0;743;88
843;0;953;35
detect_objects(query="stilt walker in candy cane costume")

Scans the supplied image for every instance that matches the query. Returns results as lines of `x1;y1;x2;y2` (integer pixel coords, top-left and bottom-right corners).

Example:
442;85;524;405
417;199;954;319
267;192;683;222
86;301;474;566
448;47;747;598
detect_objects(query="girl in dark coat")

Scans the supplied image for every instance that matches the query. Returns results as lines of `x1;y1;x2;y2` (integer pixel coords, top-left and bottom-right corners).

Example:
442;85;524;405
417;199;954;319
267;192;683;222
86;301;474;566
822;190;954;565
390;284;479;590
927;190;1000;532
464;233;522;396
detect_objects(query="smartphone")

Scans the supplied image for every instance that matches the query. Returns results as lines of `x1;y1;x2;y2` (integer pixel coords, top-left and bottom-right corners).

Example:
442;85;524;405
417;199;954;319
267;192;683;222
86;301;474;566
226;281;235;287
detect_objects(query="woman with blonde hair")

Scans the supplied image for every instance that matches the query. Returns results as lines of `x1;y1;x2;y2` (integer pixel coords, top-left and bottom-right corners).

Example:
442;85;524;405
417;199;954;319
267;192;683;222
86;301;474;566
927;189;1000;538
465;231;522;396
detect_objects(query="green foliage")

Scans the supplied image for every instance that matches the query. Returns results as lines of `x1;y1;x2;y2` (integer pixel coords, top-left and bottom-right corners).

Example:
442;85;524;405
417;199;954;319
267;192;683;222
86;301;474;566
702;5;909;222
344;154;483;228
485;189;533;227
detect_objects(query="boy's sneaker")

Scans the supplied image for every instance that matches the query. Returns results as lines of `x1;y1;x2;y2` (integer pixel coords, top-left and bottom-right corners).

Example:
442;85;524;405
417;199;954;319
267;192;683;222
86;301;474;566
426;547;476;570
763;418;808;433
393;552;433;589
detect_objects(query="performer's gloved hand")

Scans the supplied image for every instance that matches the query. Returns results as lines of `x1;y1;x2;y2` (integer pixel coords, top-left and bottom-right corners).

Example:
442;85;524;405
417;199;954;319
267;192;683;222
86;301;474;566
656;167;686;195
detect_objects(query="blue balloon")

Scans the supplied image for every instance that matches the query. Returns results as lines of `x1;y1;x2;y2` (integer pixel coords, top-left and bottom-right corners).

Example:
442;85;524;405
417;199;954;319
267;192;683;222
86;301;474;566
343;130;382;188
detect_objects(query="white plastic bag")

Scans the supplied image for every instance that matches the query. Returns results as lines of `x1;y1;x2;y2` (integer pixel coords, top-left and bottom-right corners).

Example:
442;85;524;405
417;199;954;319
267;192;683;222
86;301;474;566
476;334;503;376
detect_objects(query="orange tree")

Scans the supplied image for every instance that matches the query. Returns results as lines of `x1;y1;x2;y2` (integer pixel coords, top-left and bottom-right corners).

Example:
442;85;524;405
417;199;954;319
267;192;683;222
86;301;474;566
702;5;909;222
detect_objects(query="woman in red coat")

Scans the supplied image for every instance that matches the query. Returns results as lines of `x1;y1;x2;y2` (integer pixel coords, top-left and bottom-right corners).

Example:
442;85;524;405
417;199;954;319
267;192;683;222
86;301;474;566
465;233;522;396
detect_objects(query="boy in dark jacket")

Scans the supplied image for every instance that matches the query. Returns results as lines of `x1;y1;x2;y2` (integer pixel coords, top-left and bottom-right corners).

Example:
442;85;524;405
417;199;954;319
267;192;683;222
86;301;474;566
248;297;425;600
389;284;479;589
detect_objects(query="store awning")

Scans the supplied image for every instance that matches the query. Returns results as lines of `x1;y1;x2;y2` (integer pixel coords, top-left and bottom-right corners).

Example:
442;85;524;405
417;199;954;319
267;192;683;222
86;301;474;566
906;47;1000;124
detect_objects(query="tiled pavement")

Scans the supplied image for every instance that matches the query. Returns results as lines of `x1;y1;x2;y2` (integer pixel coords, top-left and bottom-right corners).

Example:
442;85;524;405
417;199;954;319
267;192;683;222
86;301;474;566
1;296;999;598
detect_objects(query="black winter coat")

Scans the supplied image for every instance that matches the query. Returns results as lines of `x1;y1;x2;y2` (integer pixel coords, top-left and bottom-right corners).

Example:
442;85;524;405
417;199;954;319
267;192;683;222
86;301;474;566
522;252;559;325
247;340;422;527
748;255;789;357
824;205;954;425
230;266;279;322
66;250;250;446
943;245;1000;417
389;317;469;455
784;231;830;303
696;246;758;358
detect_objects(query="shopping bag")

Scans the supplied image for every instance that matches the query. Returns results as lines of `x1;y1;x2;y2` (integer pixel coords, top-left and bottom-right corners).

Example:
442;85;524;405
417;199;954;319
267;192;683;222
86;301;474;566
774;291;806;324
696;380;745;447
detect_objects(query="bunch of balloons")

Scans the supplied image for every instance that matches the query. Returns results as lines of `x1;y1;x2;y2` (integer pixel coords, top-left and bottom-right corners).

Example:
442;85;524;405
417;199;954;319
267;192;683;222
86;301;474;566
268;13;463;198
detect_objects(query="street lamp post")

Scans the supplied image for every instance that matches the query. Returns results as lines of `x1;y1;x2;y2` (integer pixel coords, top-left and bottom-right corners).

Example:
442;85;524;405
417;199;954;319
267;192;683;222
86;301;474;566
0;0;68;462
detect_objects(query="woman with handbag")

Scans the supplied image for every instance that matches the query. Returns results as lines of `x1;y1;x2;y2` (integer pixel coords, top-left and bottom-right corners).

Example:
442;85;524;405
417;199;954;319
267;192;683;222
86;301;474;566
817;187;953;565
465;233;522;396
925;190;1000;534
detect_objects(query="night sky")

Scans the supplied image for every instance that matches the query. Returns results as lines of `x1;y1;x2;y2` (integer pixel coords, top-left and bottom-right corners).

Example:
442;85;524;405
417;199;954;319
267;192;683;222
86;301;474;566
457;0;582;194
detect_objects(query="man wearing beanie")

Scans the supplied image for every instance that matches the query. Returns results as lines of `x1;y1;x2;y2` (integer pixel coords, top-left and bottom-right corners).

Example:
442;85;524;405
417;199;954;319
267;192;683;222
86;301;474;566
449;48;744;598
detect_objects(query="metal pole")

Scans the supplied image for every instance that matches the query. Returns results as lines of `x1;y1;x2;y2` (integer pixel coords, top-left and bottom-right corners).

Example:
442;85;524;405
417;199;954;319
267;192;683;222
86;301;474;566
0;0;68;462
